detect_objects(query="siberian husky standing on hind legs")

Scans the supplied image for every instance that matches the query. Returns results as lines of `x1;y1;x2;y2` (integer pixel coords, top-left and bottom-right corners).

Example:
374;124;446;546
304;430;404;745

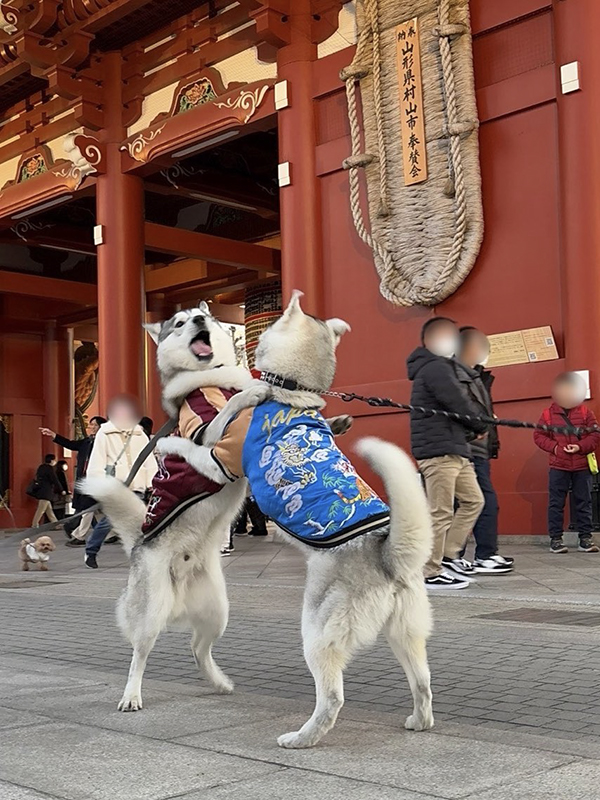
157;291;435;748
81;302;260;712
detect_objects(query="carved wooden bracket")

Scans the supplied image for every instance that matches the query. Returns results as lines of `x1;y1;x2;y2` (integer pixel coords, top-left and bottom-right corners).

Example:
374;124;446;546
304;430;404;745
121;79;274;169
16;29;94;74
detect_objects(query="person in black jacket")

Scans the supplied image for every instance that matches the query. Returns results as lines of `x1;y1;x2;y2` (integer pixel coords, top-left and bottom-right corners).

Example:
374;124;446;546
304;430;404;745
407;317;487;589
40;416;106;542
456;327;514;574
31;454;65;527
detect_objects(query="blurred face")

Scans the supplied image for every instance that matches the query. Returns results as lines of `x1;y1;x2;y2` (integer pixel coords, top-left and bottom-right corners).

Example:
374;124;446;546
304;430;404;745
87;419;100;436
461;331;490;368
424;322;459;359
49;458;56;467
107;398;139;427
553;374;586;409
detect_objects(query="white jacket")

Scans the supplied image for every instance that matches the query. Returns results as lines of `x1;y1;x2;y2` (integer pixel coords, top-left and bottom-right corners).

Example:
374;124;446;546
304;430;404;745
87;421;157;493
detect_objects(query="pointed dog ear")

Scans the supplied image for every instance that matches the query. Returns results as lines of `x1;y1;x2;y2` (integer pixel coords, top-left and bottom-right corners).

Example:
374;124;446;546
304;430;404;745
281;290;304;320
197;300;211;316
143;322;162;344
326;317;351;343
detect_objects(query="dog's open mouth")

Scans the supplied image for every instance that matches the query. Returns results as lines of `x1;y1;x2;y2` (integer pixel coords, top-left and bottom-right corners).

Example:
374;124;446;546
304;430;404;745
190;330;213;360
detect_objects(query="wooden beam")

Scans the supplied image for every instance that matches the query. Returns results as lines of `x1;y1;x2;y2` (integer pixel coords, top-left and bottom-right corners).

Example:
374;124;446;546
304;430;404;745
144;222;280;273
145;260;209;292
0;270;96;305
0;225;96;256
145;172;279;220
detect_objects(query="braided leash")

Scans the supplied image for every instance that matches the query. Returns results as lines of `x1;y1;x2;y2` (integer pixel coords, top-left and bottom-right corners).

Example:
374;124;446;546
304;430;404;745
322;389;599;438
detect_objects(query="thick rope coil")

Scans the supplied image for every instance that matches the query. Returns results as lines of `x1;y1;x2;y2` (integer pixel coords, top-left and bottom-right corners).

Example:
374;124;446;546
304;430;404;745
417;0;471;303
342;153;376;169
364;0;390;218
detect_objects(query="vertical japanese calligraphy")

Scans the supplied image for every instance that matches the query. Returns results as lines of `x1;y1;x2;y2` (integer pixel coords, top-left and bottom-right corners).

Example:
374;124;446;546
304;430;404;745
396;17;428;186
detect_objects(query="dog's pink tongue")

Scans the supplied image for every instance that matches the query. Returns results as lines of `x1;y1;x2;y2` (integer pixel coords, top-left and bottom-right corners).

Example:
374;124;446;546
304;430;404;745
191;340;212;357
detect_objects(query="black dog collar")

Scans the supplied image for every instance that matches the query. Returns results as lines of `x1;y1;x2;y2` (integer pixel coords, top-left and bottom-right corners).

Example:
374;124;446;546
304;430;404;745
259;371;320;394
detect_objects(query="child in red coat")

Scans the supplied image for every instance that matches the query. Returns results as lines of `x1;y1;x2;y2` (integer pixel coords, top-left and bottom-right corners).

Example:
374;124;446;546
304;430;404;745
534;372;600;553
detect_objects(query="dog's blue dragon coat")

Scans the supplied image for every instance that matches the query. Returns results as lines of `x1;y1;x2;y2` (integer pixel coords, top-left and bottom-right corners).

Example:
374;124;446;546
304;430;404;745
210;398;390;548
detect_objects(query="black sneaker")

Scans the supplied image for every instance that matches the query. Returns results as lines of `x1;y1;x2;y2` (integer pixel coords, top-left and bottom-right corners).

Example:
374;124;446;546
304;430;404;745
248;528;268;536
442;556;476;577
65;538;85;547
105;535;119;544
425;571;470;590
550;538;568;554
578;537;600;553
84;554;98;569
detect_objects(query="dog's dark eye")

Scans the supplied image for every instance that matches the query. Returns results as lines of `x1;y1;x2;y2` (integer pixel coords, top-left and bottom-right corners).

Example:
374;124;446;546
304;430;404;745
175;320;184;328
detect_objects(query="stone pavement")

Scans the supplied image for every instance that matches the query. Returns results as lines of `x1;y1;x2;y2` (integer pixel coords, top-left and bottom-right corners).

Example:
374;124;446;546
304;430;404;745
1;529;600;800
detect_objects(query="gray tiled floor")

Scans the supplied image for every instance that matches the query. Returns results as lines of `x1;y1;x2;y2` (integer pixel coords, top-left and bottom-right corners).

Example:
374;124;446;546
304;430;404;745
1;531;600;799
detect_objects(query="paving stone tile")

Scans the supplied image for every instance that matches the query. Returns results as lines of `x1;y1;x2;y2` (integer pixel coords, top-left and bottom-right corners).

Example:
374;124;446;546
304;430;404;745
174;717;573;799
181;768;425;800
468;761;600;800
0;722;281;800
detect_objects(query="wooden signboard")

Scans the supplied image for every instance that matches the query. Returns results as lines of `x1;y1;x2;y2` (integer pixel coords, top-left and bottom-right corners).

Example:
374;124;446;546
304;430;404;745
487;326;559;368
395;17;428;185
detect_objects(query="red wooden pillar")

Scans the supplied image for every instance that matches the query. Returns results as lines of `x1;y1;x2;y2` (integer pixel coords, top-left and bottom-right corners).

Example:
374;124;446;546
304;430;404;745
43;322;71;437
277;0;324;316
96;52;145;412
554;0;600;398
145;295;169;427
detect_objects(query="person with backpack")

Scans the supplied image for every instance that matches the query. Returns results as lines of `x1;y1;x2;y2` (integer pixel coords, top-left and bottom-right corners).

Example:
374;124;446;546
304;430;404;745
30;454;65;527
83;396;157;569
534;372;600;553
40;416;107;544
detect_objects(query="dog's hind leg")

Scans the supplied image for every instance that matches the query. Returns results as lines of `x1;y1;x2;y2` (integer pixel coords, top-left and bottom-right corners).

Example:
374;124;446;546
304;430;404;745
118;631;159;712
277;630;347;749
117;570;173;712
187;564;234;694
384;594;434;732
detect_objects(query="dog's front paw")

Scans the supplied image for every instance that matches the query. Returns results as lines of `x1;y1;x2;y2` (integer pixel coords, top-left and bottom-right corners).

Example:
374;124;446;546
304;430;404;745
405;713;434;731
118;693;143;712
245;382;270;407
277;730;316;749
155;437;192;458
328;415;353;436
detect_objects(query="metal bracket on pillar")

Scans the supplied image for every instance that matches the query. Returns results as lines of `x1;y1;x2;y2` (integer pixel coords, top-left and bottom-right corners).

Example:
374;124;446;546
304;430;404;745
93;224;104;245
274;80;290;109
278;162;291;187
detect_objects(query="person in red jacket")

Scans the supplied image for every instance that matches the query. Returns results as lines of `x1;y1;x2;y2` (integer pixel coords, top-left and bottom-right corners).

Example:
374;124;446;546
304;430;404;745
534;372;600;553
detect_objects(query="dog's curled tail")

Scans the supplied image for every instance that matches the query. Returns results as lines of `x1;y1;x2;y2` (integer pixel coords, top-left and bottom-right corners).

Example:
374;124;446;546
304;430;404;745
78;477;146;557
355;437;432;578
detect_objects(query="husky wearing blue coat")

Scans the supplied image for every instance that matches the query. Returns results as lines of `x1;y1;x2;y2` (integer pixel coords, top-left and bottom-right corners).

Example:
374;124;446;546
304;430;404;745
157;291;435;749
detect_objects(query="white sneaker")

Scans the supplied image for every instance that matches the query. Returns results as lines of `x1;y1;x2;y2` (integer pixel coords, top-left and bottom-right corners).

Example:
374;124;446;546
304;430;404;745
473;557;512;574
220;548;231;557
442;557;476;577
425;571;470;590
491;554;514;566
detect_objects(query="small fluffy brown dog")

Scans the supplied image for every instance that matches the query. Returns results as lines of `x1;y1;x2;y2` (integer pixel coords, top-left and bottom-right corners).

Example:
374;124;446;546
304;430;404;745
19;536;55;571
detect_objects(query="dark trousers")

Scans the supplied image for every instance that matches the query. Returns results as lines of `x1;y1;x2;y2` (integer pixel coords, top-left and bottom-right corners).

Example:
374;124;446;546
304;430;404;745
459;457;498;560
231;497;267;534
548;468;592;539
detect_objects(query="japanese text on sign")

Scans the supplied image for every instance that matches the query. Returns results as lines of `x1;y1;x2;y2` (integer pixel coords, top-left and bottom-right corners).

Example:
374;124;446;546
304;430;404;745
395;17;428;186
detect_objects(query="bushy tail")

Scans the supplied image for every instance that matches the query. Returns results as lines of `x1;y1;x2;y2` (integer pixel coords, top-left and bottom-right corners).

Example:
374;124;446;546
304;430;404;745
78;476;146;557
355;437;432;578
